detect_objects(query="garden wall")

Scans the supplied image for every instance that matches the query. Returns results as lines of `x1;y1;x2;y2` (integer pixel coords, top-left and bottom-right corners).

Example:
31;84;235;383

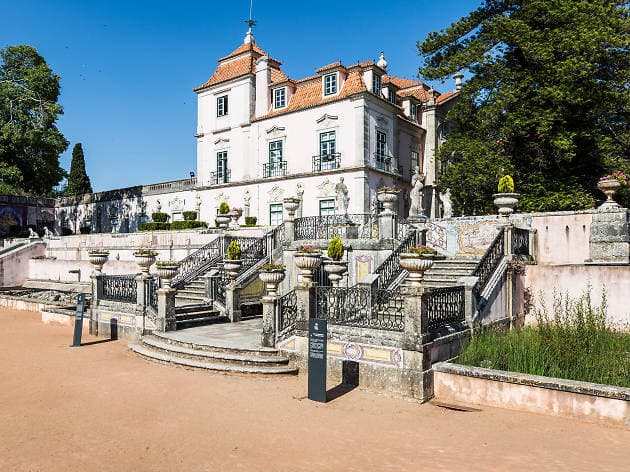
29;259;138;283
0;241;46;287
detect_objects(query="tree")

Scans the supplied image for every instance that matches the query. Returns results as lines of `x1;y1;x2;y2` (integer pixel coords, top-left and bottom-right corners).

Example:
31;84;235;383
0;45;68;196
418;1;630;214
66;143;92;195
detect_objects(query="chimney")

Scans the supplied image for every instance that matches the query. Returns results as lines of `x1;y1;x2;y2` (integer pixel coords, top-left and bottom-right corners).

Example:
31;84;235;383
454;73;464;90
255;56;271;117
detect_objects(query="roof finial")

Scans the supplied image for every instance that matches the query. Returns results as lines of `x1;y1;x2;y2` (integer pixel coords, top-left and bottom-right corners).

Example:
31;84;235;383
244;0;256;44
377;51;388;71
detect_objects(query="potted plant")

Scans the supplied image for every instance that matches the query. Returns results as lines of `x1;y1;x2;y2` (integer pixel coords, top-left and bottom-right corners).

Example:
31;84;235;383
399;244;439;288
294;245;322;284
228;207;243;228
283;197;301;219
155;260;181;288
216;202;231;228
258;263;286;296
133;247;158;274
597;171;627;208
223;239;242;279
88;248;109;274
377;186;400;214
493;175;520;224
323;236;348;286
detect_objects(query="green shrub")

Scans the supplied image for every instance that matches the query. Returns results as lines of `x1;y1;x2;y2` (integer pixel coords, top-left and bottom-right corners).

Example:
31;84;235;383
182;211;197;221
327;236;344;261
227;240;241;260
218;202;230;214
79;226;91;234
497;175;515;193
170;220;208;230
139;222;171;231
408;244;437;256
151;212;169;223
245;216;257;226
260;263;285;271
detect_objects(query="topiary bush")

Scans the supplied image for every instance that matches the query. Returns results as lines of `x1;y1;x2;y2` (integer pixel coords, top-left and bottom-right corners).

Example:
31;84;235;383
227;240;241;260
182;211;197;221
327;236;344;261
152;212;169;223
245;216;257;226
139;222;171;231
498;175;515;193
171;220;207;230
219;202;230;214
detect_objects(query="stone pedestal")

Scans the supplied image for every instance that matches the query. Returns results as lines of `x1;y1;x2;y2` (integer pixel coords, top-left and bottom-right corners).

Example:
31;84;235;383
157;287;176;331
225;283;241;322
261;295;277;347
588;208;630;264
378;213;395;240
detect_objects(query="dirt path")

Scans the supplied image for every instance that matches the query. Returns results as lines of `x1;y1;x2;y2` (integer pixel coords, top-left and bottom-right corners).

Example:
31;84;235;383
0;308;628;472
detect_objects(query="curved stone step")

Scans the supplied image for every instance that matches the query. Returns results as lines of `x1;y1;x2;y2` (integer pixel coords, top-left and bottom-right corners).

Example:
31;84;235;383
151;330;279;356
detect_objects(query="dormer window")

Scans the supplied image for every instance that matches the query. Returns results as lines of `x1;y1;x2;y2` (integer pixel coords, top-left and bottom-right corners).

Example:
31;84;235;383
323;73;337;96
273;87;286;109
372;74;382;96
217;95;228;117
410;103;418;121
388;89;397;104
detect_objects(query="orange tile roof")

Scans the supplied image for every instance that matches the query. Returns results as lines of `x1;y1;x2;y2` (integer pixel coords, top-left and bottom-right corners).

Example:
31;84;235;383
436;90;459;104
398;86;431;102
270;68;289;84
383;76;424;89
219;41;268;61
316;61;343;73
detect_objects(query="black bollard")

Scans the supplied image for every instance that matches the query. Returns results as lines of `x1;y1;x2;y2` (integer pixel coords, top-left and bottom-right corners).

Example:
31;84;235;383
71;293;85;347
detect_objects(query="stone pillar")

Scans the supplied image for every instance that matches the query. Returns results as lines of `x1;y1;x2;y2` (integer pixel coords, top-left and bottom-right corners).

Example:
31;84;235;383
157;287;176;331
135;274;150;336
588;208;630;264
89;273;102;336
225;283;241;322
295;283;315;323
378;213;395;240
503;224;513;256
261;294;277;348
457;276;479;328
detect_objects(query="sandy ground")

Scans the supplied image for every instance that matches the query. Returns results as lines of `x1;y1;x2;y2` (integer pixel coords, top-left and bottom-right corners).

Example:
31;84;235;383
1;308;629;472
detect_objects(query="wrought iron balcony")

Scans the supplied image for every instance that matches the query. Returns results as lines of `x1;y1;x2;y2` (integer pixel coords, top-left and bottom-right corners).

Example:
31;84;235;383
312;153;341;172
263;161;287;178
373;153;394;172
210;169;231;185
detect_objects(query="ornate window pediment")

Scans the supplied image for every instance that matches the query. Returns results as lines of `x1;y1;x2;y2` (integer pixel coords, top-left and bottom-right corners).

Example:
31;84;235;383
267;184;285;202
265;125;286;139
316;179;335;198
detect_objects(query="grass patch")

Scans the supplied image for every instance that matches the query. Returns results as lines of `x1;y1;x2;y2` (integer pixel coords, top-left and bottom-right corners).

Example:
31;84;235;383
458;288;630;388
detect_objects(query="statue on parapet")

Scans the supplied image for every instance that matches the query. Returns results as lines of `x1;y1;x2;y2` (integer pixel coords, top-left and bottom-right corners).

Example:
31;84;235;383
335;177;350;219
28;227;39;239
409;166;426;220
440;188;453;219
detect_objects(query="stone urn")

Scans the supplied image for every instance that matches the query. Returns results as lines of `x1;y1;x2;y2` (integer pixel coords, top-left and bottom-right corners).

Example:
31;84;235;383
493;193;520;224
216;214;231;229
323;259;348;287
377;190;399;215
223;258;242;280
399;253;436;288
134;251;157;275
283;198;301;220
597;179;622;208
156;263;180;288
258;268;286;297
228;209;242;229
88;252;109;274
294;251;322;284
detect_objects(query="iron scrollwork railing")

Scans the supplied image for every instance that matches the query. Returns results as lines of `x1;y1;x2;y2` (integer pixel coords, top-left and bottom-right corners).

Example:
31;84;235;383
101;275;137;303
209;269;230;306
373;230;420;291
278;289;298;334
294;214;378;240
148;276;159;310
225;236;268;274
312;153;341;172
472;227;505;293
423;285;465;330
269;223;286;253
315;286;404;331
171;238;222;290
512;227;530;261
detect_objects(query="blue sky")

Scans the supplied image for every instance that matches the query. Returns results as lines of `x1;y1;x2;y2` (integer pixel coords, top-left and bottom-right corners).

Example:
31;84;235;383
1;0;482;192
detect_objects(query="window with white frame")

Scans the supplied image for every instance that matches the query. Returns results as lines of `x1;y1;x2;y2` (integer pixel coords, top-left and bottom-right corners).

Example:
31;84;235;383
273;87;286;109
269;203;283;225
323;73;337;96
269;140;283;166
372;74;381;95
216;151;228;183
319;199;335;217
320;131;336;157
410;103;417;121
388;89;397;104
217;95;228;117
411;150;419;171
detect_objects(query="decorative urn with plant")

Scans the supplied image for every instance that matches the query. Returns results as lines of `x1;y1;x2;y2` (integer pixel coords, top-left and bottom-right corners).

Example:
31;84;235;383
377;186;400;214
258;263;286;297
155;260;181;288
294;244;322;284
133;247;158;274
323;236;348;286
223;239;242;279
216;202;231;228
597;171;627;208
88;248;109;274
399;244;439;288
229;207;243;228
283;197;301;219
493;175;520;224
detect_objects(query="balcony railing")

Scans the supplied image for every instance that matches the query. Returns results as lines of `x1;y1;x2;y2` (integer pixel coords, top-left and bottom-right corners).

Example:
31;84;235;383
210;169;231;185
312;153;341;172
263;161;287;178
373;153;395;172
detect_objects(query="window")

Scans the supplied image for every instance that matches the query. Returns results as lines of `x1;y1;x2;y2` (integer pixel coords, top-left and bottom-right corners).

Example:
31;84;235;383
388;89;397;104
320;131;336;157
372;74;381;95
323;73;337;96
319;199;335;217
376;130;389;170
410;103;417;121
269;140;283;165
217;95;228;117
216;151;228;184
273;87;286;109
411;150;419;169
269;203;283;226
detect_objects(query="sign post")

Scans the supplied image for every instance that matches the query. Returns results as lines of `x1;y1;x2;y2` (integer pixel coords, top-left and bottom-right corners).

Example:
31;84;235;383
308;318;327;403
71;293;85;347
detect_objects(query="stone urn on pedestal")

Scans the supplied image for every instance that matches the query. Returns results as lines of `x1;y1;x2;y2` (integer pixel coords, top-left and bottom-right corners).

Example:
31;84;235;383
294;246;322;284
224;240;242;281
323;236;348;286
399;245;440;288
156;262;180;288
88;251;109;274
216;202;231;229
134;249;157;275
228;207;243;229
283;197;301;220
597;173;626;209
377;187;400;215
493;175;519;225
258;265;286;297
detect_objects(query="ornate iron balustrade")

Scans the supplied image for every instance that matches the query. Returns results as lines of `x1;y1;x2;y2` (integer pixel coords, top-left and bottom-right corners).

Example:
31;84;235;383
373;229;420;291
373;153;394;172
315;286;404;331
278;289;298;334
294;214;378;240
472;228;505;293
209;269;229;306
171;238;222;290
423;285;466;330
313;264;332;287
225;236;268;275
101;275;137;303
210;169;231;185
312;153;341;172
263;161;287;178
268;223;286;253
148;276;159;310
512;227;530;261
396;216;413;242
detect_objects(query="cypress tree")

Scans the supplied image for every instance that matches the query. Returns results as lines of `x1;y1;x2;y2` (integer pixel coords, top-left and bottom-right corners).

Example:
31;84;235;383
66;143;93;196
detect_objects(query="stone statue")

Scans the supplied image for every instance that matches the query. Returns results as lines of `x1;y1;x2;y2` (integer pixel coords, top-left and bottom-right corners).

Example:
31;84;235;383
335;177;350;217
370;194;378;215
140;200;147;216
440;188;453;218
43;226;53;238
28;227;39;239
410;166;425;217
243;190;250;217
195;193;202;214
296;183;304;218
156;199;161;212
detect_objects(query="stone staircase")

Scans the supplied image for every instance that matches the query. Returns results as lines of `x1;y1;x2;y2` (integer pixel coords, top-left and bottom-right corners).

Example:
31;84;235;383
175;276;207;306
129;330;298;375
422;257;480;289
174;304;225;330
